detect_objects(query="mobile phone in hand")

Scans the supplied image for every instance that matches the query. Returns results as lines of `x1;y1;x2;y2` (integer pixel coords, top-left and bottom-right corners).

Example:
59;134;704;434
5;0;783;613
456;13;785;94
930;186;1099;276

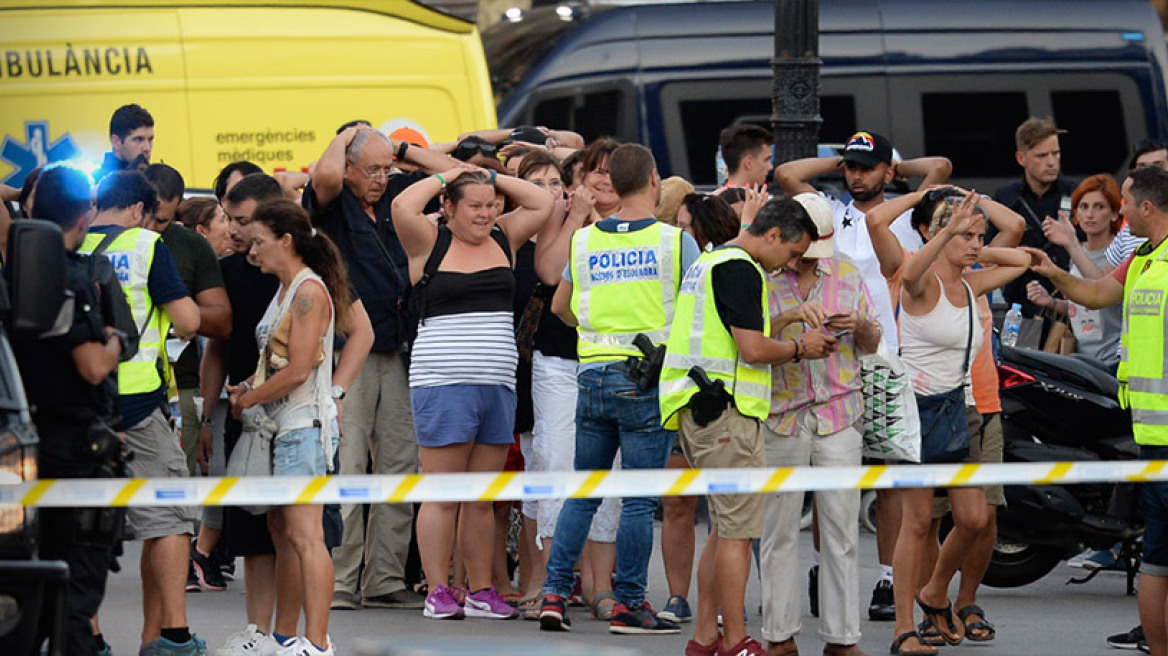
832;329;852;338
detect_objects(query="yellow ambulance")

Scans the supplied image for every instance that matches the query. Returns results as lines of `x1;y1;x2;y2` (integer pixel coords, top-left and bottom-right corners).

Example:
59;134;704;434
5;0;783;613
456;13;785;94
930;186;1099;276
0;0;497;189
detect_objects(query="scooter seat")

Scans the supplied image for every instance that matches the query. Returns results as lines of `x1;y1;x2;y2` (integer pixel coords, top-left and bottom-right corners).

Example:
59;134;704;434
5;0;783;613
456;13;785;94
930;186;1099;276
1001;346;1119;397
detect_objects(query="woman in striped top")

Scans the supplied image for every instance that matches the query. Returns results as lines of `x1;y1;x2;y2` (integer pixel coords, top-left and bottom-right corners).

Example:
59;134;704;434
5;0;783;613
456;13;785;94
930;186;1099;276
392;165;553;620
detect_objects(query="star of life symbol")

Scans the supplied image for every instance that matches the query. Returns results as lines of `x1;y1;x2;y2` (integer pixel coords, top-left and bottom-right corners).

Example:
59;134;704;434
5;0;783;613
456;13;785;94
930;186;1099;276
1;121;81;186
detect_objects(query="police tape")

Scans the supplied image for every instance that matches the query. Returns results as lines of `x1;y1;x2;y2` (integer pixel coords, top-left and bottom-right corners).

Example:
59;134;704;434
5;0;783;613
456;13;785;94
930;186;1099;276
2;459;1167;508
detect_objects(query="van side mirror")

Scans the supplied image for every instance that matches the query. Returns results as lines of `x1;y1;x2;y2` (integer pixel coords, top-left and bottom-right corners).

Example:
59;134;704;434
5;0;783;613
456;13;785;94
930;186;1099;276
5;220;67;336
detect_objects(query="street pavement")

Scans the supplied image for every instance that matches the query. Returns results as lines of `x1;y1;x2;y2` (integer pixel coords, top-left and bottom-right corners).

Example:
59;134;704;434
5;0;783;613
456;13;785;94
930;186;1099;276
97;523;1139;656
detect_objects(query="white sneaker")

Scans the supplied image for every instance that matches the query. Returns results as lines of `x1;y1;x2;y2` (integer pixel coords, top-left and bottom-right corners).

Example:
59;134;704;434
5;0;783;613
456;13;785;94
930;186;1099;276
1067;549;1099;569
215;625;281;656
275;636;334;656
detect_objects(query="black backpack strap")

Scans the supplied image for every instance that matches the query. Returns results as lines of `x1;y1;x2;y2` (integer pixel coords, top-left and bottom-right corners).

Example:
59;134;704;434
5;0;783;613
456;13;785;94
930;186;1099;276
490;226;513;267
411;226;454;324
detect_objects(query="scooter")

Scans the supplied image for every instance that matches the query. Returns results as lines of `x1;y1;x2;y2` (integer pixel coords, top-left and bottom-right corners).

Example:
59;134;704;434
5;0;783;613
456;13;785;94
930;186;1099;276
987;345;1141;593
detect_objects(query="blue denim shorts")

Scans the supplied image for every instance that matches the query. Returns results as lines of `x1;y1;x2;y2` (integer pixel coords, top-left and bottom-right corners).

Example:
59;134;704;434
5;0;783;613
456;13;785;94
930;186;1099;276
273;425;332;476
411;384;517;448
1142;445;1168;576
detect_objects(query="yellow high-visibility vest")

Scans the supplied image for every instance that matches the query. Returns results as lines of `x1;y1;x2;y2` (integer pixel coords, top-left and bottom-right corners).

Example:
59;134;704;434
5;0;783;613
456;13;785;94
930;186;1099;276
1120;236;1168;445
80;228;171;395
659;246;771;430
569;221;682;363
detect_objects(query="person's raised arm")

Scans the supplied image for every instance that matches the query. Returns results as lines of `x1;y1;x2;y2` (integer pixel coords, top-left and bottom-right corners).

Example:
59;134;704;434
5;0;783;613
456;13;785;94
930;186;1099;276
897;156;952;189
310;126;360;208
495;173;555;253
867;188;927;277
902;193;980;299
981;195;1025;248
966;246;1031;297
1021;246;1125;310
1042;213;1104;279
398;142;461;176
391;169;457;278
775;156;841;197
274;170;310;202
535;189;593;285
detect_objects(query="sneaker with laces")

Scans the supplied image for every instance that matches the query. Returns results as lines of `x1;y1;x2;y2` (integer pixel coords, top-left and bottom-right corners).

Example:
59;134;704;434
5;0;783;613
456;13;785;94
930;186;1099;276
1108;625;1147;650
214;624;280;656
451;585;468;606
185;562;201;593
465;586;519;619
714;635;769;656
808;565;819;618
685;632;722;656
1083;544;1121;571
274;637;334;656
659;594;693;623
191;543;227;591
868;579;894;621
156;634;208;656
539;593;572;632
609;601;680;635
423;584;465;620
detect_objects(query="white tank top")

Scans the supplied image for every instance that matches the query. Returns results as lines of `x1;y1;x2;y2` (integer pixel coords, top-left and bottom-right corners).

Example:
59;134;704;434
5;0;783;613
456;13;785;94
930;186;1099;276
254;267;337;458
900;274;983;397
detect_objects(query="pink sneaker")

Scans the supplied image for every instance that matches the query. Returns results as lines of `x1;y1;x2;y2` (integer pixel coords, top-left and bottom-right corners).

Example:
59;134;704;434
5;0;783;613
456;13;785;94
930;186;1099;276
423;584;464;620
451;586;468;606
464;586;519;619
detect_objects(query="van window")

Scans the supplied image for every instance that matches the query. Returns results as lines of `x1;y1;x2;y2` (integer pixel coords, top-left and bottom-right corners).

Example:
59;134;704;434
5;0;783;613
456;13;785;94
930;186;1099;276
532;89;623;142
1052;90;1128;176
921;92;1029;178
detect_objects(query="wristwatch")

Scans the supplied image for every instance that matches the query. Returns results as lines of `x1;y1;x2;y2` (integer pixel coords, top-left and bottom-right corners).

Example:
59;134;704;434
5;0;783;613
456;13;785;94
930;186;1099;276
331;385;346;400
200;415;213;426
105;327;129;351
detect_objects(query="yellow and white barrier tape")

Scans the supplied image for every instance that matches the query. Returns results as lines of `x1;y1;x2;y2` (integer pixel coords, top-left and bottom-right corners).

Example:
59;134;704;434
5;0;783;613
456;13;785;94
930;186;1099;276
3;460;1166;507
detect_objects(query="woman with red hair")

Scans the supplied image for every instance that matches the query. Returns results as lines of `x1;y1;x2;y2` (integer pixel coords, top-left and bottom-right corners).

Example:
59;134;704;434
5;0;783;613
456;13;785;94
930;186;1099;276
1026;173;1124;367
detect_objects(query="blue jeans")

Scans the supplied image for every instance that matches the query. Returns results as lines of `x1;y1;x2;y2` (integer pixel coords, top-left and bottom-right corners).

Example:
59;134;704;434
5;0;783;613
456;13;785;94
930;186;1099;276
543;364;675;607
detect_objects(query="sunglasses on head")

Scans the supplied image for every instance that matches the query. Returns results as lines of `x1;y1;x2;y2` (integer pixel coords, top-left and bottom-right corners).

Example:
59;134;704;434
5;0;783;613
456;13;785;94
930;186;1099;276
924;187;960;203
453;141;499;161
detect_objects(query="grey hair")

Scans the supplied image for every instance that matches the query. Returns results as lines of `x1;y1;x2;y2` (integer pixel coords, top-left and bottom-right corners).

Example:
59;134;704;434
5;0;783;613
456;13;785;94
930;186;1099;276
346;129;391;165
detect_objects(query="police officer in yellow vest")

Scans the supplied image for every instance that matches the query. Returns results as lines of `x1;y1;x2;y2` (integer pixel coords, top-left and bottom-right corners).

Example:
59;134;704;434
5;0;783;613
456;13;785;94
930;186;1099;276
539;144;700;634
660;198;835;656
83;171;204;656
1026;166;1168;656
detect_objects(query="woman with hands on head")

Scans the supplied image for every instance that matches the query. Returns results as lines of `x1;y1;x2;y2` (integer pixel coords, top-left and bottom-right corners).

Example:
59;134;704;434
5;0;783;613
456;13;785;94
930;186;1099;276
1026;174;1125;367
887;190;1030;656
390;161;553;621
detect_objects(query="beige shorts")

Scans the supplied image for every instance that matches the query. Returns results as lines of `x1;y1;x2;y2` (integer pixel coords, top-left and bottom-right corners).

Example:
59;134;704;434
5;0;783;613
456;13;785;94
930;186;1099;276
125;408;197;540
933;409;1005;518
678;405;766;540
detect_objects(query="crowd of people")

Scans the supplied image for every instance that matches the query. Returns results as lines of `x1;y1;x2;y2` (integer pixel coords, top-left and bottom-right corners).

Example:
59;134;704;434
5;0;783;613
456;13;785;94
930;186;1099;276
5;101;1168;656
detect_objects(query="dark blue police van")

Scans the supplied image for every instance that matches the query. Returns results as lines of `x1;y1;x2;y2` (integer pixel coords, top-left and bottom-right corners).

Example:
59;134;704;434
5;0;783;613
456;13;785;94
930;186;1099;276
485;0;1168;190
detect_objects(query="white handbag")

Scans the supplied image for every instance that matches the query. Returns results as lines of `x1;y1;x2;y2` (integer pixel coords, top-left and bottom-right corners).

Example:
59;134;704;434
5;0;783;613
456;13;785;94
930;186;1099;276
860;339;922;463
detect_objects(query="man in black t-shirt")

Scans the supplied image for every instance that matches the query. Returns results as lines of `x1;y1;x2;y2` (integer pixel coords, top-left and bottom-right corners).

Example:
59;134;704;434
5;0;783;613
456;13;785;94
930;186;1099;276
303;125;456;610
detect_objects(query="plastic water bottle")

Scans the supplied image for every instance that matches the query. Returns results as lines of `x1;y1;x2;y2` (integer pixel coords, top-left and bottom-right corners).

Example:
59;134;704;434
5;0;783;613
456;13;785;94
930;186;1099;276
715;146;728;186
1001;303;1024;348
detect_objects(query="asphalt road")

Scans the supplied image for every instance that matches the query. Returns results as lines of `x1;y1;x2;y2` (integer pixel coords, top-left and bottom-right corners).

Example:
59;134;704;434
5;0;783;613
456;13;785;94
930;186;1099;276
95;524;1139;656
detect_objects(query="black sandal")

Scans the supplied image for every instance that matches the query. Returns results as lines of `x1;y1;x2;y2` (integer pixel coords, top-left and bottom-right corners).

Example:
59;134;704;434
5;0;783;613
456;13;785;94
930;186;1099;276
915;596;963;646
915;618;946;647
890;631;938;656
957;604;996;642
